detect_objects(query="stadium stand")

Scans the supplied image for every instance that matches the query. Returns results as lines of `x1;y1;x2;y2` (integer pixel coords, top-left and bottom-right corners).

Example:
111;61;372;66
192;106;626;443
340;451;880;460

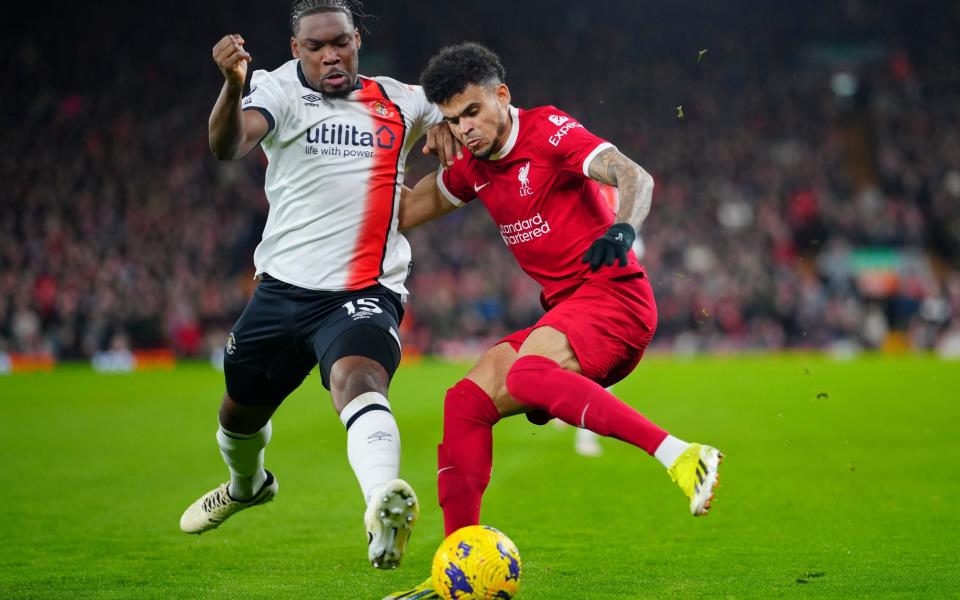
1;1;958;362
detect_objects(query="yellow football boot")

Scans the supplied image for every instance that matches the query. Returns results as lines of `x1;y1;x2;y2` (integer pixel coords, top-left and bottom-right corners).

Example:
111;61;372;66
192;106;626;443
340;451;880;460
667;443;723;516
381;577;438;600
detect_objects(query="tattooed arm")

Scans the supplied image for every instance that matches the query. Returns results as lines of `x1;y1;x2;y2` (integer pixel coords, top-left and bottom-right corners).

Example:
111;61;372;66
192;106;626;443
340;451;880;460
580;147;654;271
586;147;655;231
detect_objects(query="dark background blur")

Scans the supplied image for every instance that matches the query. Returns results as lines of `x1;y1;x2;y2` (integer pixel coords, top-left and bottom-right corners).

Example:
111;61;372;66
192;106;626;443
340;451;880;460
2;0;959;365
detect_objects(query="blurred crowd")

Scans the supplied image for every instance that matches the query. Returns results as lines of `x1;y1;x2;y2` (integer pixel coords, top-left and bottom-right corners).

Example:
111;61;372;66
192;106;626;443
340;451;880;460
2;1;959;362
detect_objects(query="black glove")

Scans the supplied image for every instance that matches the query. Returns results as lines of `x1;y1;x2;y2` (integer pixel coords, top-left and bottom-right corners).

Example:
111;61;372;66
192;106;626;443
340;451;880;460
582;223;636;272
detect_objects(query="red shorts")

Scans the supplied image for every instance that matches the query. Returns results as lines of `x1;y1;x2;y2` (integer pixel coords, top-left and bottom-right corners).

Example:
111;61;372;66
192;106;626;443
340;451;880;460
499;274;657;388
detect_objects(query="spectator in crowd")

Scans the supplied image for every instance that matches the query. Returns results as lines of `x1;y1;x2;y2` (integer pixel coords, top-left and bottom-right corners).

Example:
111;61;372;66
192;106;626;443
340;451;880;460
1;1;957;361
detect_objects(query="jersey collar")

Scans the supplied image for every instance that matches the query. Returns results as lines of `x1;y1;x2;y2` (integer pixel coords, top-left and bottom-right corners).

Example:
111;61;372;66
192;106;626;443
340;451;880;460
297;62;363;95
490;105;520;161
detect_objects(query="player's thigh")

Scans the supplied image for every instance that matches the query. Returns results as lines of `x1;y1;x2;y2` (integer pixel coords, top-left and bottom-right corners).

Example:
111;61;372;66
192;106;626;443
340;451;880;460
515;325;582;374
464;342;530;417
223;285;316;407
311;288;403;400
532;274;655;387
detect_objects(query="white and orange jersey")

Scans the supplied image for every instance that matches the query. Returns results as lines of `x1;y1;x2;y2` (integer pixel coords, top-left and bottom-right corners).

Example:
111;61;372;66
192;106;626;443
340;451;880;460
241;59;443;296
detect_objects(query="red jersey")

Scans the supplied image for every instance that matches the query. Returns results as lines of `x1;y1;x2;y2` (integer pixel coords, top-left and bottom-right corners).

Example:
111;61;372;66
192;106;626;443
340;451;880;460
437;105;645;307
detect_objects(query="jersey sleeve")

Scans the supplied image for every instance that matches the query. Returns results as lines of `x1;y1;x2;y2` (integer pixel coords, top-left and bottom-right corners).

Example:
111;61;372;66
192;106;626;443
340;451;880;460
540;108;616;178
242;70;288;141
375;78;444;147
436;161;475;207
409;84;444;130
404;84;444;148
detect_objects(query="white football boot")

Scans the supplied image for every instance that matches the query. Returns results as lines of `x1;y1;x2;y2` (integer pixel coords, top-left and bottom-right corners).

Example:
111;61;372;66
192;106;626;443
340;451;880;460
179;471;278;534
575;428;603;457
366;479;419;569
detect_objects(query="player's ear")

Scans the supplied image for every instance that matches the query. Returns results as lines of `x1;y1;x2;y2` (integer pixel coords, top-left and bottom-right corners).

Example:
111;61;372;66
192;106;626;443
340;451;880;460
496;83;511;108
291;37;301;59
355;28;362;52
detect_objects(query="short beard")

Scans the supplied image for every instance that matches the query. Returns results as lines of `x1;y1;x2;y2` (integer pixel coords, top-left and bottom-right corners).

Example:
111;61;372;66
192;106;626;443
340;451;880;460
473;107;508;160
320;79;355;99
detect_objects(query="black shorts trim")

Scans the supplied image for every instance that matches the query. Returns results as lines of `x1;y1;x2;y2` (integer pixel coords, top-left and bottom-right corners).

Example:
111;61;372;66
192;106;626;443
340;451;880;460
318;324;402;390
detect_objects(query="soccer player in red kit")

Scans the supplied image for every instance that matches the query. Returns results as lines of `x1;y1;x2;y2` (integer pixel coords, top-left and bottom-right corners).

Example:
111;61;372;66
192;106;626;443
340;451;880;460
385;42;723;598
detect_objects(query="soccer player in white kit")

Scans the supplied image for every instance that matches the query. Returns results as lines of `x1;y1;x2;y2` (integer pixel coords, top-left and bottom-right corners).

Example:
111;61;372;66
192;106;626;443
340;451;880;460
178;0;451;570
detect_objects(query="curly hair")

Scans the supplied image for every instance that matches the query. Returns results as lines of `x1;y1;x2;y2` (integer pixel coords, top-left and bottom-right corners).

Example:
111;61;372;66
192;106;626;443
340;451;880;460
420;42;506;105
289;0;366;35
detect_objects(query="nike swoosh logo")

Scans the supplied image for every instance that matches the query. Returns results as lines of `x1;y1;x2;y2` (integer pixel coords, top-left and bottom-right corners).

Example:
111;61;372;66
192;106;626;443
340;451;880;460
474;182;491;192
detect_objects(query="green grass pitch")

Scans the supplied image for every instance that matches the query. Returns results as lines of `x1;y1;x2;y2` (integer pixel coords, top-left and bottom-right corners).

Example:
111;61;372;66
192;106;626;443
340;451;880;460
1;355;958;599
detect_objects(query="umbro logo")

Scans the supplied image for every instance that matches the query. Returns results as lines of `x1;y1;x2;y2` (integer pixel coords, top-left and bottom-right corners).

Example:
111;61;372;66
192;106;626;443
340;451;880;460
368;431;393;443
548;114;569;126
302;93;323;103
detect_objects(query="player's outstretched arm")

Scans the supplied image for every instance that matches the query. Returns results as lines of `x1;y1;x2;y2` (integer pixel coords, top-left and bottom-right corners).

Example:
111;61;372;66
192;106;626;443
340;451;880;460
208;34;268;160
582;148;655;271
398;173;460;232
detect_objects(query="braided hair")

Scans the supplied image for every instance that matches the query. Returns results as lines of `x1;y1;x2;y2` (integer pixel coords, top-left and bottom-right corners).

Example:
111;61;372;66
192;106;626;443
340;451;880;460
289;0;366;35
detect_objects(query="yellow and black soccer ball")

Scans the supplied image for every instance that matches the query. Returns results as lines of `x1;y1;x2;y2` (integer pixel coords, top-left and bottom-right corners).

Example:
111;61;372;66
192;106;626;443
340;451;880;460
431;525;522;600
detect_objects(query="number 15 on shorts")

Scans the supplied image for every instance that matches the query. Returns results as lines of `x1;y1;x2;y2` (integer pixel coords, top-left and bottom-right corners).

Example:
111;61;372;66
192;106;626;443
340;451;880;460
342;298;383;317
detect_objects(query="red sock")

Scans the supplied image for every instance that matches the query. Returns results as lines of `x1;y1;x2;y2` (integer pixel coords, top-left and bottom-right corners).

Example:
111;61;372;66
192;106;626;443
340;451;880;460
505;355;668;454
437;379;500;536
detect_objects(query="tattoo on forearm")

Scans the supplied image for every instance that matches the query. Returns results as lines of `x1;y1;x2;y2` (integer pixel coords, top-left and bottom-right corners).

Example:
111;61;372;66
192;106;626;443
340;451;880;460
588;148;654;231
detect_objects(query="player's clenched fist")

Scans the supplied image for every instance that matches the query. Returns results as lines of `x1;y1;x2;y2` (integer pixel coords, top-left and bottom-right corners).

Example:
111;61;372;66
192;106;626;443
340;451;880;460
213;34;252;87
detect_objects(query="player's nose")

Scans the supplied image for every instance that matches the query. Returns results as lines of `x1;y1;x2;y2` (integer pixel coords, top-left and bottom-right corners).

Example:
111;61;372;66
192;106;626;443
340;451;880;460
321;49;340;64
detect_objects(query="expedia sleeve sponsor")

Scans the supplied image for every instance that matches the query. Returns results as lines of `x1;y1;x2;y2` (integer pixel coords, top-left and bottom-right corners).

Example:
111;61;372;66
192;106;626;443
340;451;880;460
548;119;584;147
539;108;614;177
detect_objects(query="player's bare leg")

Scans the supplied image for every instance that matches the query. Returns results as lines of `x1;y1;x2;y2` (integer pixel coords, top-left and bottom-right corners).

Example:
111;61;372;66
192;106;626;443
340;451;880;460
505;326;722;515
179;394;279;534
330;356;418;569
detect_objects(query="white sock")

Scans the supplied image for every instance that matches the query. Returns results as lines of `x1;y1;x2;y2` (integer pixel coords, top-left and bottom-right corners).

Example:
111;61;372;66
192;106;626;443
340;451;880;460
576;428;600;444
217;421;271;500
340;392;401;504
654;434;690;469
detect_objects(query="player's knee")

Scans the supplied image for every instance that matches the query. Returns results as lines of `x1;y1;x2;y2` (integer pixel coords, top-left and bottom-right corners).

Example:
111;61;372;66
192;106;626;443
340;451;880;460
443;379;500;429
328;357;389;409
505;355;560;406
463;344;517;416
442;382;472;431
219;392;274;434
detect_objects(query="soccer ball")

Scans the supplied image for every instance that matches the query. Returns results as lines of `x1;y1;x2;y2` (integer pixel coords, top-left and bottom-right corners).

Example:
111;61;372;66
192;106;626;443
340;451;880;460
431;525;522;600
